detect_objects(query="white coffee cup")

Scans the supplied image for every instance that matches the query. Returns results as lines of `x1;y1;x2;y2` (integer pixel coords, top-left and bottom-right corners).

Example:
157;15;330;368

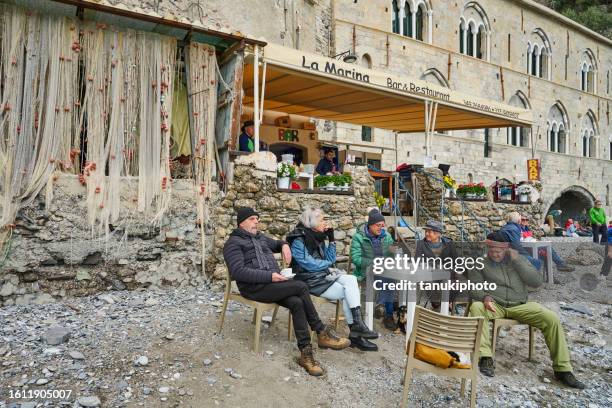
280;268;293;278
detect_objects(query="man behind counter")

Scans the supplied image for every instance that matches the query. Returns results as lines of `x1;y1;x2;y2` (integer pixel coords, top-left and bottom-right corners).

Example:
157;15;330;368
315;149;339;175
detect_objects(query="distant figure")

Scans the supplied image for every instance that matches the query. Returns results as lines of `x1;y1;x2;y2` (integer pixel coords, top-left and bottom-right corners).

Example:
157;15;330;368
589;200;608;245
565;219;578;238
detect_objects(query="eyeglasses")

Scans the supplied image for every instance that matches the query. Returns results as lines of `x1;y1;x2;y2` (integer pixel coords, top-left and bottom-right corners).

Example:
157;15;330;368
373;222;385;228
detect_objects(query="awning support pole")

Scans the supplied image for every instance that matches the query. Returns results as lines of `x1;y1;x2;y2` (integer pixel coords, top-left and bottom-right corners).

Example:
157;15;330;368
253;45;260;152
424;100;438;158
259;61;267;124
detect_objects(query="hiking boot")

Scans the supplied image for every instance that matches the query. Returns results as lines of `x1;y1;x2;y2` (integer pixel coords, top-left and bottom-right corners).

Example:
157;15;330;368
554;371;586;389
383;315;396;331
478;357;495;377
298;345;324;376
317;326;350;350
374;304;385;319
349;306;379;339
557;265;575;272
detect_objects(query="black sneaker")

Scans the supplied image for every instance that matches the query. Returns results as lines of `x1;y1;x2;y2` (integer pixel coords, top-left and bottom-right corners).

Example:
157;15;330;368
383;315;396;331
478;357;495;377
554;371;586;389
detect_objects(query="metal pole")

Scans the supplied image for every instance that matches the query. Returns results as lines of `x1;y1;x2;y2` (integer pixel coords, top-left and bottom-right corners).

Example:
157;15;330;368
253;45;260;152
259;61;267;124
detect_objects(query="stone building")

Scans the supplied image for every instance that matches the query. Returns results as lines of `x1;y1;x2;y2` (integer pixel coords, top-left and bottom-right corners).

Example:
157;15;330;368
0;0;610;304
114;0;612;219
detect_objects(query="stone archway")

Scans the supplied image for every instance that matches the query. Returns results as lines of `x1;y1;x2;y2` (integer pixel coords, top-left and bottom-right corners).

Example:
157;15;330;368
544;185;595;225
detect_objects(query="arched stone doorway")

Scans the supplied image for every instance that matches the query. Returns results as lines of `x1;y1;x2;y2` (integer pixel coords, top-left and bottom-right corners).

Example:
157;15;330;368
545;186;595;225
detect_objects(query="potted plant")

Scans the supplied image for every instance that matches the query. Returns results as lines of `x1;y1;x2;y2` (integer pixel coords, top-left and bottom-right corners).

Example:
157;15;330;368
473;182;487;198
373;191;386;210
456;183;474;199
277;162;296;189
499;186;513;201
341;174;352;191
516;184;532;202
457;183;487;200
443;175;456;197
314;175;329;190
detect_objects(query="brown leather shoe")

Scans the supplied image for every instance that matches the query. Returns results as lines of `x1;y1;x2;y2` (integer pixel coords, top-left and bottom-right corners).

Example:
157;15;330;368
298;345;324;376
317;325;351;350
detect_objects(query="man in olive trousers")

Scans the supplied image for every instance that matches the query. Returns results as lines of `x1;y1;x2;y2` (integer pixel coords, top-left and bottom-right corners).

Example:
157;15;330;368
468;232;585;389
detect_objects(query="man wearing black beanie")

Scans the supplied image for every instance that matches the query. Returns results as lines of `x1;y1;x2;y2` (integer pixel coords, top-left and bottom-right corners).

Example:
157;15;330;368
223;207;350;376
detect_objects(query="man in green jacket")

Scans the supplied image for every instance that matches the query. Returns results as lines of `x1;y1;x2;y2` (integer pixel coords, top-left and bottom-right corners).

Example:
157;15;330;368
350;209;396;330
589;200;608;245
468;232;585;389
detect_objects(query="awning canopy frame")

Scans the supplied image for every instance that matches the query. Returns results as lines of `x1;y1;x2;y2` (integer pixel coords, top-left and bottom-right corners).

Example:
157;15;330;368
246;43;533;154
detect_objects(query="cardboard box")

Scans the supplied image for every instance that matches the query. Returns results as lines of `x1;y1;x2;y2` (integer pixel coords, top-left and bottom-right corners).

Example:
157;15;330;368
274;115;292;127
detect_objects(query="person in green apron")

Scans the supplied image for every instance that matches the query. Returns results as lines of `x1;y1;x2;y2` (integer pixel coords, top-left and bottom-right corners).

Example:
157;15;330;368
239;120;255;152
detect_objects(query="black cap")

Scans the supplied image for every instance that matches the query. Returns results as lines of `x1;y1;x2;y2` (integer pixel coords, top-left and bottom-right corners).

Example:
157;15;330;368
236;207;259;225
367;209;385;226
486;231;508;242
241;120;254;132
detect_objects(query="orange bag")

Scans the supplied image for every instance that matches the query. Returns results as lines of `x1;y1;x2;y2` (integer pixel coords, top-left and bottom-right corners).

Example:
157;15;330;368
414;343;471;369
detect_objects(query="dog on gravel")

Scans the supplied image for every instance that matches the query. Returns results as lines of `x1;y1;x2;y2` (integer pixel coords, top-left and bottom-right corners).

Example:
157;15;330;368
394;305;408;334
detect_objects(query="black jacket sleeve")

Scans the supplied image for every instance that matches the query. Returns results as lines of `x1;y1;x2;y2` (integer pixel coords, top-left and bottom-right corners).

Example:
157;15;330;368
263;235;286;253
223;238;273;283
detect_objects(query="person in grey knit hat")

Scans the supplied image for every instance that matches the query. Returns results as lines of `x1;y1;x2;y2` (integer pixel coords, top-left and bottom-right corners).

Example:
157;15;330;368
415;219;459;311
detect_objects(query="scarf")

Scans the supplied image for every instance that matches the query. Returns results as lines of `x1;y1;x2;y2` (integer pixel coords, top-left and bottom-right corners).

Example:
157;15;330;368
298;222;327;256
250;234;275;270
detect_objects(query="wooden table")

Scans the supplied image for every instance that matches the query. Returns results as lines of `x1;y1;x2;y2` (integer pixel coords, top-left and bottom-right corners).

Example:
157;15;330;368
520;241;554;284
365;266;451;346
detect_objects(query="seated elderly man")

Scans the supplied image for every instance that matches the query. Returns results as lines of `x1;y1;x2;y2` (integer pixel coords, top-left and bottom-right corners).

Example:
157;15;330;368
415;219;461;309
351;209;397;330
468;232;585;389
223;207;350;377
287;207;379;351
520;214;574;272
500;212;542;270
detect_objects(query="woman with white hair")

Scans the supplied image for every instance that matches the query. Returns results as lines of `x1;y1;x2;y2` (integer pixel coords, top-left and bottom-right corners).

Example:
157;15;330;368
286;208;379;351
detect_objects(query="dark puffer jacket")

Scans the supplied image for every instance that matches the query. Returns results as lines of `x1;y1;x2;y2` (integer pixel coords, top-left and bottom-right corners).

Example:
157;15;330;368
414;237;458;260
223;228;285;294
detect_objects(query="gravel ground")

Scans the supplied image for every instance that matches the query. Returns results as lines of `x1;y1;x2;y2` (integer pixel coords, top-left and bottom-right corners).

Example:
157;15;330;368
0;240;611;408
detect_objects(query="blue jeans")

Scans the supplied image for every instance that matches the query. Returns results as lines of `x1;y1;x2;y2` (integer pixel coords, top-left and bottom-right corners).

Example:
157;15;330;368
320;275;361;324
525;254;542;271
538;248;565;267
374;277;395;317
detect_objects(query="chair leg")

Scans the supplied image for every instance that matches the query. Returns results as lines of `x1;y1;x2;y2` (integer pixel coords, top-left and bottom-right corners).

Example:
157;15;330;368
288;312;293;341
217;295;229;334
401;363;413;407
491;322;499;356
460;378;466;398
270;305;279;328
470;377;477;408
253;307;263;353
334;301;341;331
528;326;535;361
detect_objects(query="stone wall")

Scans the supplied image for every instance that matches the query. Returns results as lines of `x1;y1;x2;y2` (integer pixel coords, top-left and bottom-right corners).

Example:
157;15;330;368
211;152;376;279
413;168;543;241
0;175;220;307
